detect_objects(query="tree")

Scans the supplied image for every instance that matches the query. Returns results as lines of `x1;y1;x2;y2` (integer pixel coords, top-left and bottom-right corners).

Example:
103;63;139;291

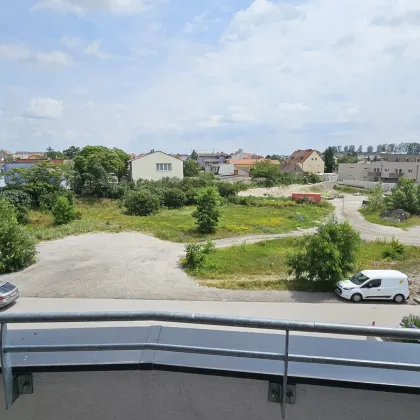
73;146;130;196
183;159;200;177
52;196;78;225
367;184;385;212
323;147;336;173
164;188;186;209
123;189;160;216
0;200;37;274
250;160;280;186
343;146;349;153
190;150;198;160
367;145;374;154
286;219;361;284
192;187;221;234
389;177;420;214
63;146;81;159
336;155;358;164
7;161;70;209
0;189;32;223
45;147;66;160
357;145;363;153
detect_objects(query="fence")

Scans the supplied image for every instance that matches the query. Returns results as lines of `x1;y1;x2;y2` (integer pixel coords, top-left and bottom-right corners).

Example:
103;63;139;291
1;311;420;418
337;180;395;192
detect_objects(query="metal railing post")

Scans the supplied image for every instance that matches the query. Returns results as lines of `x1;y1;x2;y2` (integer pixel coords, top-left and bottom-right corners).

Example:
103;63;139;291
281;330;290;419
1;323;14;409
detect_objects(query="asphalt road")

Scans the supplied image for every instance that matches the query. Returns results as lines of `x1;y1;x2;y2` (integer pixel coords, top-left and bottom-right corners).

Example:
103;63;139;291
3;194;420;302
3;298;418;339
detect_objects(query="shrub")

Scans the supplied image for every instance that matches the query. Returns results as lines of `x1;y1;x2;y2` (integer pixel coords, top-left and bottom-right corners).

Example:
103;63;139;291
185;188;199;205
0;189;32;223
184;241;215;269
366;184;385;212
389;177;420;214
382;237;405;260
123;189;160;216
164;188;186;209
217;182;239;198
52;196;78;225
286;218;361;284
397;314;420;343
192;187;222;234
0;200;37;274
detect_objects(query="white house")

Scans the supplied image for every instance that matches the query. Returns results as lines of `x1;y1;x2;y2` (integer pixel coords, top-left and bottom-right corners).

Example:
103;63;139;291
129;151;183;181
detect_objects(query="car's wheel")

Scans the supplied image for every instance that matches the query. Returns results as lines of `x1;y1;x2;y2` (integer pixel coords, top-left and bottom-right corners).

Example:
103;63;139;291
351;293;363;303
393;294;405;304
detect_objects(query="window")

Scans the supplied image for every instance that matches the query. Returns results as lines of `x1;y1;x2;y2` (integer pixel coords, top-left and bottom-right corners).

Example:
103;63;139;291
406;158;409;162
417;159;420;163
396;168;403;174
156;163;172;171
384;168;389;172
408;169;413;174
363;279;381;288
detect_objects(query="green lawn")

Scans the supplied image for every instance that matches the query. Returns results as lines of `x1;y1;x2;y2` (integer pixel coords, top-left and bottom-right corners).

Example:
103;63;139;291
333;185;369;195
26;198;332;242
359;207;420;229
189;238;420;292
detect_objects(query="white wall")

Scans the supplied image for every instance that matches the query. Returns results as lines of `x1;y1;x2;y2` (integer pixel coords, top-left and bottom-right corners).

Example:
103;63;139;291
1;371;418;420
130;152;183;181
337;180;395;192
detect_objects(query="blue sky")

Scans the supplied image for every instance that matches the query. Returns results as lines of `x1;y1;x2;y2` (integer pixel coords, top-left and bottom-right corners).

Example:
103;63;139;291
1;0;420;155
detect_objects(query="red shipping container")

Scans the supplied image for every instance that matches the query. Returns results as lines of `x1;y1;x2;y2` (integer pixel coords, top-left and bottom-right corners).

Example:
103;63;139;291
292;192;321;203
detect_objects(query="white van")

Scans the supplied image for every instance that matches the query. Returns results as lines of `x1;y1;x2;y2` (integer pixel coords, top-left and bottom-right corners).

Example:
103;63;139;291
335;270;409;303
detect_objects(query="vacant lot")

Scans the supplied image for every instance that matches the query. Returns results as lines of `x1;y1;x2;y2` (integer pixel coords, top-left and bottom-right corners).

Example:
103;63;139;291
359;207;420;229
26;198;332;243
190;238;420;295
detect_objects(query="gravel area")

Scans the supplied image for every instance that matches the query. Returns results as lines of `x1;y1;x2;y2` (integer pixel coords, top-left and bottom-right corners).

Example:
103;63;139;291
3;187;420;303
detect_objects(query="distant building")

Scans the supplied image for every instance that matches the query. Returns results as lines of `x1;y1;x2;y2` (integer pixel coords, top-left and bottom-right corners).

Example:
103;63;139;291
227;158;280;174
0;149;13;162
281;149;324;174
3;160;65;184
196;152;231;168
205;163;235;177
129;151;183;182
14;151;45;160
338;161;420;184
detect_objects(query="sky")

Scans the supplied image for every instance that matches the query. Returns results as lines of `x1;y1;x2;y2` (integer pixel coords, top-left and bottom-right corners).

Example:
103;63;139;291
0;0;420;155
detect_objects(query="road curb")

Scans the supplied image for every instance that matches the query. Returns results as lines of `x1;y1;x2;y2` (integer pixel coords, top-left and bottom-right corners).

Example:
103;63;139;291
413;296;420;305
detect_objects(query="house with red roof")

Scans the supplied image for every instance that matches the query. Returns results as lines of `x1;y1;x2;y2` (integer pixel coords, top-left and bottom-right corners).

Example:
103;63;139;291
281;149;324;174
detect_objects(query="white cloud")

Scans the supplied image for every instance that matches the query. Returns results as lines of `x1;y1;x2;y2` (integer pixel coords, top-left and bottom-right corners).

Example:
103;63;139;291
34;0;151;15
0;43;73;67
84;40;113;59
61;36;83;49
25;98;64;119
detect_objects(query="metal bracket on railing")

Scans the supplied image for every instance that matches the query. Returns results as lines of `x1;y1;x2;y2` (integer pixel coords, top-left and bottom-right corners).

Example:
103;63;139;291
1;323;33;409
267;382;296;405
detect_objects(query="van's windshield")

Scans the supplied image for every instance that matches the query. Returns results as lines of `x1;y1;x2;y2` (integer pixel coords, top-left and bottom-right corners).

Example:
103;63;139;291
349;273;370;285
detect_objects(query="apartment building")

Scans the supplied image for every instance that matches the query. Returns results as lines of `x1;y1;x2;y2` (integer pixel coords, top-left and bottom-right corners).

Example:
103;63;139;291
338;161;420;183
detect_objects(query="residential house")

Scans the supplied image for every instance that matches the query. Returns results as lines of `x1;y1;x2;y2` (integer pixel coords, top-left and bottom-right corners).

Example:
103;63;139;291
230;151;262;160
227;158;280;174
196;152;231;168
0;149;13;162
281;149;325;174
129;151;183;182
205;163;235;177
338;161;420;184
175;154;190;161
14;151;45;160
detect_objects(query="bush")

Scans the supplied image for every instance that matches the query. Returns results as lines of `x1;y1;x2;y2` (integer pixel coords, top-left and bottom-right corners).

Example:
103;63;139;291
0;200;37;274
389;177;420;214
382;237;405;260
286;218;361;284
52;196;78;225
0;189;32;223
164;188;186;209
366;184;385;212
184;241;215;269
123;189;160;216
217;182;239;198
185;188;199;205
192;187;222;234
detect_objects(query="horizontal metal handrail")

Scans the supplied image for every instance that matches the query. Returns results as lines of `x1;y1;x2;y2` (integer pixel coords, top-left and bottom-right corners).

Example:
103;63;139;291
0;310;420;340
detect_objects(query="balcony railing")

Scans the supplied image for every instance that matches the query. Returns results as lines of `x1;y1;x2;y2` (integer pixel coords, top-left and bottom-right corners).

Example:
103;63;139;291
385;172;404;178
1;311;420;418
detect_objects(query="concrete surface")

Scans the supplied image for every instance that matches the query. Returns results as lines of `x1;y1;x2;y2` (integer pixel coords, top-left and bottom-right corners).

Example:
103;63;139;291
3;193;420;302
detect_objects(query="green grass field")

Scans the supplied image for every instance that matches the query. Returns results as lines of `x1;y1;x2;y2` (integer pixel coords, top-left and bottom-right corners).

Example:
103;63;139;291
189;237;420;292
359;207;420;229
26;198;332;242
333;185;369;194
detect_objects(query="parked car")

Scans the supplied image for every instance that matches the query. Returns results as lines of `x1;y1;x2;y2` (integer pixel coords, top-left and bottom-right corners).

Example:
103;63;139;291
335;270;409;303
0;281;19;308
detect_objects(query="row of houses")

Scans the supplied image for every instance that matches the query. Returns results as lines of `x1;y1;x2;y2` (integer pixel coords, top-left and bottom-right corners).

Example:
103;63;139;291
338;154;420;184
